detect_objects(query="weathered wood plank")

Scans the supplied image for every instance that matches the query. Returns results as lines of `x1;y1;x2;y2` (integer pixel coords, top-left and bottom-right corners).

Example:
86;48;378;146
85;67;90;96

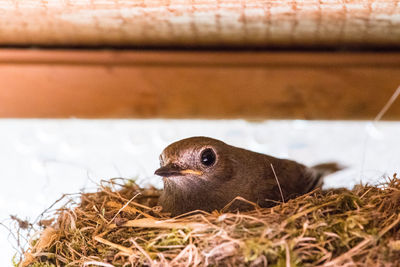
0;0;399;48
0;49;399;120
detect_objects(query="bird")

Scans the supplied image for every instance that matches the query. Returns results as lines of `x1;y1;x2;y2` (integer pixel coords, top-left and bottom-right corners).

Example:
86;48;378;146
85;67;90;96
154;136;342;216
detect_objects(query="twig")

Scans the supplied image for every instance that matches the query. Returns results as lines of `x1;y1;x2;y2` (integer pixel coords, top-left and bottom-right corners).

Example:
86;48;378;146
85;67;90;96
271;163;285;203
106;201;154;219
33;193;79;225
108;193;141;224
360;85;400;180
374;85;400;122
221;196;259;213
114;217;206;229
285;241;291;267
94;236;134;255
83;261;115;267
129;238;154;264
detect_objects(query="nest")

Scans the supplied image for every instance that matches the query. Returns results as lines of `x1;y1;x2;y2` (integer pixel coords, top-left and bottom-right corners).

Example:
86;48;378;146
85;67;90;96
17;175;400;266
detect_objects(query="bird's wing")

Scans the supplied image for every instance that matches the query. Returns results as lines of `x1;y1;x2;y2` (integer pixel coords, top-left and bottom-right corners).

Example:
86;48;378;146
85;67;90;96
269;159;344;201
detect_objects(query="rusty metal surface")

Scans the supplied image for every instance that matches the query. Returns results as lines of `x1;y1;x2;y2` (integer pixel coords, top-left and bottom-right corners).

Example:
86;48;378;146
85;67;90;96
0;0;399;47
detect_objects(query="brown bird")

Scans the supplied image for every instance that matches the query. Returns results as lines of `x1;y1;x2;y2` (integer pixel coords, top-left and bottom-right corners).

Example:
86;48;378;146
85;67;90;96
155;136;341;216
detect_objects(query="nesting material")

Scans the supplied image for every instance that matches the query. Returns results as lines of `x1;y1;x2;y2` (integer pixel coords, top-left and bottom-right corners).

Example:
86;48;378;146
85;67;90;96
19;175;400;266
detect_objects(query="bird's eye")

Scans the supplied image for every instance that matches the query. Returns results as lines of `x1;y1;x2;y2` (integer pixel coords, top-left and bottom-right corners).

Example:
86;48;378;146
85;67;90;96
200;148;216;167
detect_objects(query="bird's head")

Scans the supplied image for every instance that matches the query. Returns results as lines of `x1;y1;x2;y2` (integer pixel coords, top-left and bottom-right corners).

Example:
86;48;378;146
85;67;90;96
154;137;233;186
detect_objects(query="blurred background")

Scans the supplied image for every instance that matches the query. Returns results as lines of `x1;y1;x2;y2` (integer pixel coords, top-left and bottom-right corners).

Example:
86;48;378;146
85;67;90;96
1;0;400;265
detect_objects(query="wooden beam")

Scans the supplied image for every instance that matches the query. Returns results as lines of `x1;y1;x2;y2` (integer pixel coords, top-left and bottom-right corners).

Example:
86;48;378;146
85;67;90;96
0;49;400;120
1;0;399;48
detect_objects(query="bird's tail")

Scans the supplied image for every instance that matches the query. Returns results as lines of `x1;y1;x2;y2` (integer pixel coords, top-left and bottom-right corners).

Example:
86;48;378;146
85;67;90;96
306;162;345;192
312;162;345;176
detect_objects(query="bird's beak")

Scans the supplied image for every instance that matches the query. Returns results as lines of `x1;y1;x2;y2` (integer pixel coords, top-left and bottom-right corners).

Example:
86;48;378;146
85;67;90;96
154;164;203;177
154;164;182;177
